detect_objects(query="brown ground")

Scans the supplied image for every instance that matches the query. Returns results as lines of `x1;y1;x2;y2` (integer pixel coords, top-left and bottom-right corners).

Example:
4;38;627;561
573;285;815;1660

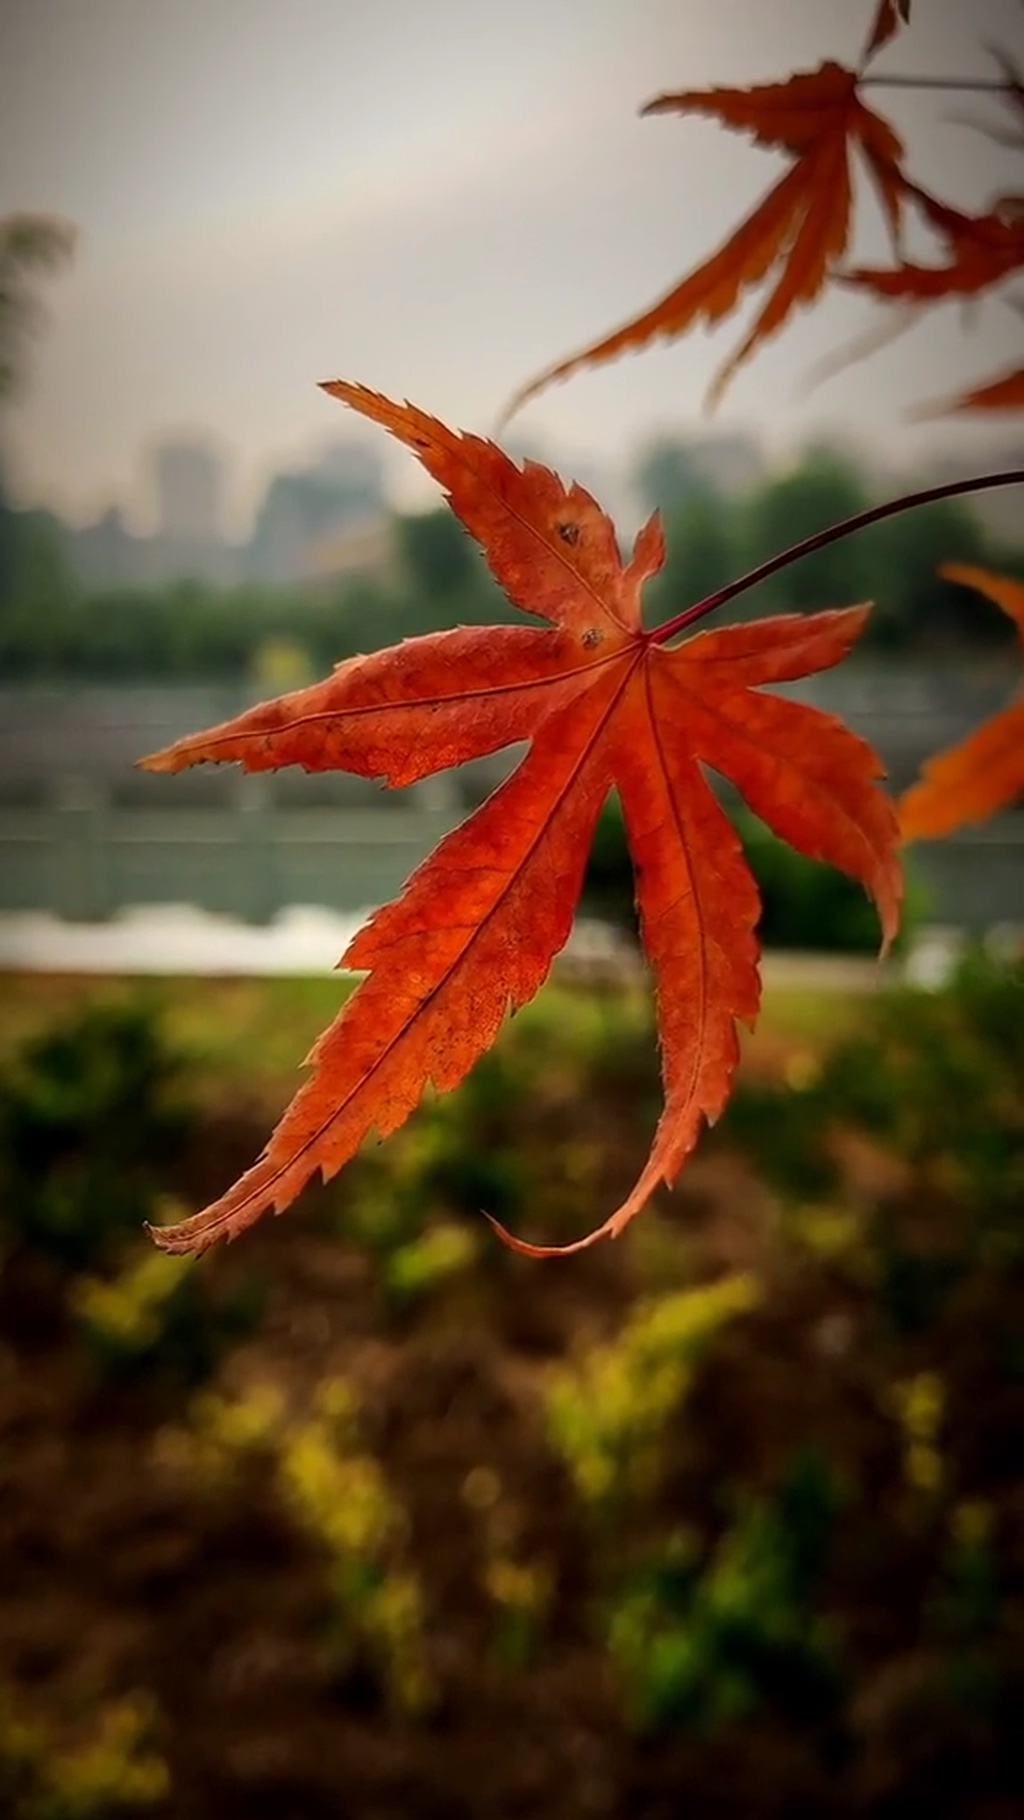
0;971;1020;1819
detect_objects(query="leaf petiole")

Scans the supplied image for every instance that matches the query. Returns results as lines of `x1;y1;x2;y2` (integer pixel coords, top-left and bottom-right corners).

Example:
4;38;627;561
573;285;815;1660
649;468;1024;644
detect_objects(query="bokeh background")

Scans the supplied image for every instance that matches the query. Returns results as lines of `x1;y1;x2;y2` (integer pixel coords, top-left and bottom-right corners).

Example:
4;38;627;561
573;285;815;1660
1;1;1023;1815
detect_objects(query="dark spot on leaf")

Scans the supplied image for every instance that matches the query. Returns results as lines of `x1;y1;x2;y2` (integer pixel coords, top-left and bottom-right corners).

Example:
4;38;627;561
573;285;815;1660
557;522;580;547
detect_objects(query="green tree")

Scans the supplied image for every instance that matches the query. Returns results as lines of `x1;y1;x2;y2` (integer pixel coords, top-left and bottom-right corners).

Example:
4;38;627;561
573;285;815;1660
647;487;738;623
0;214;76;621
0;213;75;402
735;446;874;619
634;436;711;515
856;499;994;649
396;509;477;604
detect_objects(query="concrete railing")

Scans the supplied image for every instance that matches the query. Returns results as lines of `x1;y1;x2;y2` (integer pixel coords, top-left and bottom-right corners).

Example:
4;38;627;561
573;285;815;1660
1;675;1021;929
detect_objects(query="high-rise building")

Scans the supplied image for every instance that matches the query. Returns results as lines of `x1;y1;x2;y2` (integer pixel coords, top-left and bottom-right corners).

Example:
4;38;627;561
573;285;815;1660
151;437;225;544
247;441;386;585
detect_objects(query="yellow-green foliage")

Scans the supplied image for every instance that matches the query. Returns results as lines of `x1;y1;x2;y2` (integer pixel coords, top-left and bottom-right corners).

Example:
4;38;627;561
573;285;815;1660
384;1221;478;1307
930;1501;998;1647
949;1498;992;1553
170;1377;432;1714
888;1371;945;1497
71;1247;193;1361
483;1554;553;1671
178;1381;286;1485
546;1274;760;1511
0;1688;167;1820
279;1378;432;1713
786;1203;862;1265
462;1463;553;1670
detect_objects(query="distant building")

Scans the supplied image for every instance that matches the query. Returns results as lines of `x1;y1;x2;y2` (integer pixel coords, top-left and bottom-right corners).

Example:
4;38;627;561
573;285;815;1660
71;505;141;590
307;518;396;589
144;436;237;586
151;437;225;544
313;438;385;508
53;432;393;596
68;439;239;591
246;442;386;586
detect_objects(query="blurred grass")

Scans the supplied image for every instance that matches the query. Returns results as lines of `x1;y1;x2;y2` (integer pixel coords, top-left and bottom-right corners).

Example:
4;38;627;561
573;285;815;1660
0;968;863;1102
0;973;357;1101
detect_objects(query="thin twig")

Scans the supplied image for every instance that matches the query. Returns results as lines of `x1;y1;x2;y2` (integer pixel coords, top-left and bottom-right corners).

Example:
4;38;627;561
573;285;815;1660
650;470;1024;644
861;75;1017;93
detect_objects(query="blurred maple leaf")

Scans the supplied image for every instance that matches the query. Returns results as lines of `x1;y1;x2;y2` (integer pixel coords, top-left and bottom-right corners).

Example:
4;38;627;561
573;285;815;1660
899;565;1024;840
141;386;900;1259
845;187;1024;303
827;23;1024;413
501;57;911;420
864;0;912;62
921;361;1024;416
842;187;1024;414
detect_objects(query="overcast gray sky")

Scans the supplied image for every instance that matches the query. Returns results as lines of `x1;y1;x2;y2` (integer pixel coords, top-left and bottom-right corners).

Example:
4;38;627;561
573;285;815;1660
2;0;1022;533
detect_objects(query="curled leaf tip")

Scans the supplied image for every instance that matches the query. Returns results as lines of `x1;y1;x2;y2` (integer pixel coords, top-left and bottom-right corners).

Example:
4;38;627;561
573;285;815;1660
485;1212;614;1259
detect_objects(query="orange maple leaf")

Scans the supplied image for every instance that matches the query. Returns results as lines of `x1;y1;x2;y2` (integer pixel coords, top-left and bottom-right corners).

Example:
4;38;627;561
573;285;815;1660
899;564;1024;841
919;362;1024;417
863;0;912;61
827;182;1024;412
844;189;1024;303
501;60;910;421
141;385;901;1260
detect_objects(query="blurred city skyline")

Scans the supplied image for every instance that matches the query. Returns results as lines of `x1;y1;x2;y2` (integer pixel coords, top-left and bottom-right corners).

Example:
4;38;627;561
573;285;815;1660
28;411;1024;598
2;0;1023;536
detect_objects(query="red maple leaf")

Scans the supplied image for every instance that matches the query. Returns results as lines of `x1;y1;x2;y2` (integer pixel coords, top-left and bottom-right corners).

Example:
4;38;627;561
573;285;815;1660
141;386;901;1260
899;564;1024;840
501;59;911;420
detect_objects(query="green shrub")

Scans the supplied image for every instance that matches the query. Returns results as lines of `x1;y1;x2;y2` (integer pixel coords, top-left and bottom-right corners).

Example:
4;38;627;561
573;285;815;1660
823;948;1024;1221
0;999;190;1271
735;809;927;954
343;986;656;1267
582;794;927;953
606;1450;844;1735
721;948;1024;1332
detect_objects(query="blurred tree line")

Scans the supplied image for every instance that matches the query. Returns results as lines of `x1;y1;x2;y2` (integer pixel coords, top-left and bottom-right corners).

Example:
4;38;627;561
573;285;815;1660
0;495;525;681
636;439;1023;650
1;438;1022;681
2;223;1022;685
